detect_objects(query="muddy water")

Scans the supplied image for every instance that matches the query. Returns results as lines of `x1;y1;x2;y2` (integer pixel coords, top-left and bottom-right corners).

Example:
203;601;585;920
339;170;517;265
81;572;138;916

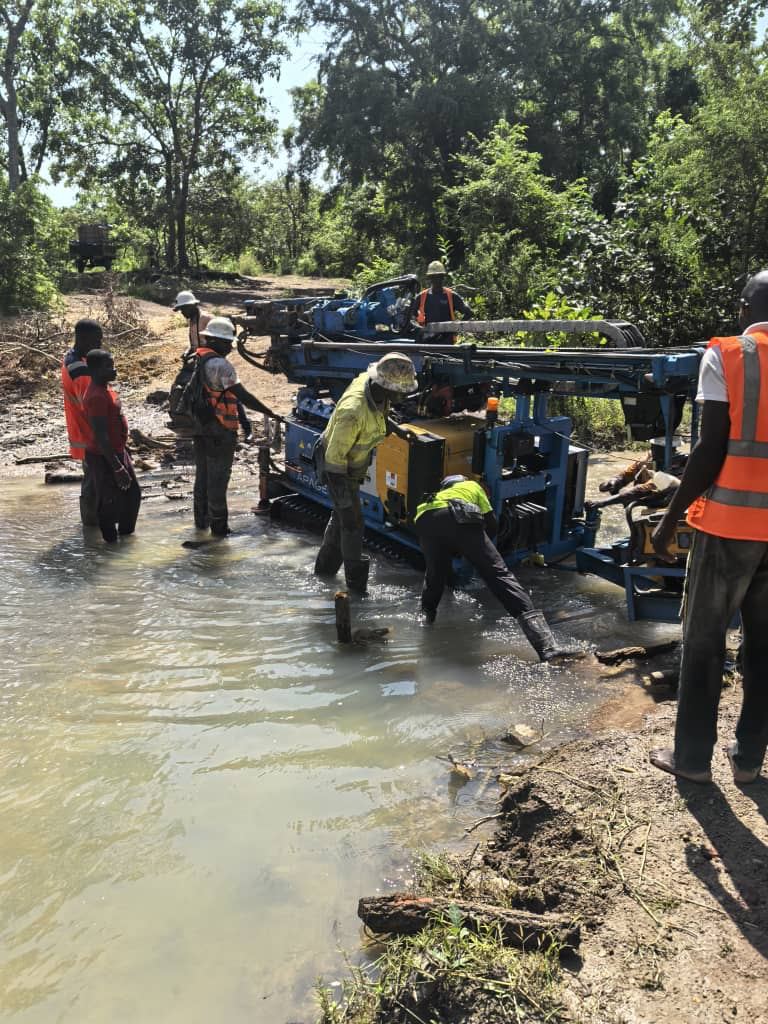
0;475;672;1024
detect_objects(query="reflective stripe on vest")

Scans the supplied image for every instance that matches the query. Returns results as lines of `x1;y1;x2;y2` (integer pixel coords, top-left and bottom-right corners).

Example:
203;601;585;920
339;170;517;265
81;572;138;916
417;288;455;326
61;356;93;459
196;347;239;431
687;333;768;540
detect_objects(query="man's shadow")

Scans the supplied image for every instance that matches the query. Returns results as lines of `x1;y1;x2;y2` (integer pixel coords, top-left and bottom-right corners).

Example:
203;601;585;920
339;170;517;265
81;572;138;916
678;778;768;959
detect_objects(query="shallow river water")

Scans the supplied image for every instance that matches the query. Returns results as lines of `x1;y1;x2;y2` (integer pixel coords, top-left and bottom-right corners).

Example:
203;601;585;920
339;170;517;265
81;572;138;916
0;475;670;1023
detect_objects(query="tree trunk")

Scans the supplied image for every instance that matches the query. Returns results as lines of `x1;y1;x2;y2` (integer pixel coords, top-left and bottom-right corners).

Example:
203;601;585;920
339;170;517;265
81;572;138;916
2;0;36;193
164;160;176;269
177;170;190;270
1;69;22;192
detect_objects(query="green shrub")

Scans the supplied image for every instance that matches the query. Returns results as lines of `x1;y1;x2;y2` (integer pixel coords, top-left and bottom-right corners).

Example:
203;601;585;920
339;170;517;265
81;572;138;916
0;179;66;312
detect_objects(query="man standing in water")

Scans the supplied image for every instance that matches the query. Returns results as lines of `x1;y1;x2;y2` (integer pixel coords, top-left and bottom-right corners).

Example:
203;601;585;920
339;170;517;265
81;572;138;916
651;270;768;784
414;475;578;661
190;317;275;536
61;318;103;526
83;349;142;543
314;352;417;593
172;290;253;441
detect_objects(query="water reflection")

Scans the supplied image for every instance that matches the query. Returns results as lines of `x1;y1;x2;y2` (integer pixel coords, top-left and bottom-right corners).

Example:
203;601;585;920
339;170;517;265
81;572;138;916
0;475;674;1023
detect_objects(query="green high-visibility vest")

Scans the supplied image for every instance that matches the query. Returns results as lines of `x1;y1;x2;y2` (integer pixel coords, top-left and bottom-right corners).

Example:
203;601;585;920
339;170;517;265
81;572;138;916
415;480;492;521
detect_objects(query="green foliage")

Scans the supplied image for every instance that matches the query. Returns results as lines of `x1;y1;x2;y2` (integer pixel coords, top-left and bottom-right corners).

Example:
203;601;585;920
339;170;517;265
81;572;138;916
352;255;405;291
52;0;289;269
0;179;66;311
316;917;566;1024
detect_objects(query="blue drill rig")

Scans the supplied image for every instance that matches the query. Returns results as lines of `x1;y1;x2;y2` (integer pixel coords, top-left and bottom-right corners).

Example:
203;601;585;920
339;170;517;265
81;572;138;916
235;276;703;622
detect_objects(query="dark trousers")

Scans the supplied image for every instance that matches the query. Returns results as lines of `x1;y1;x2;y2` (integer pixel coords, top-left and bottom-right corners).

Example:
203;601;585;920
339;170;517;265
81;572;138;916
675;530;768;773
316;474;364;573
79;458;99;526
416;507;534;618
193;432;237;534
84;451;141;543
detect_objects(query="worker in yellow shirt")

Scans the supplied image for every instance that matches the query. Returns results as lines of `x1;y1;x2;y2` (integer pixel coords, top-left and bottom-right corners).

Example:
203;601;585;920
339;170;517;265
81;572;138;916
315;352;417;592
414;476;578;661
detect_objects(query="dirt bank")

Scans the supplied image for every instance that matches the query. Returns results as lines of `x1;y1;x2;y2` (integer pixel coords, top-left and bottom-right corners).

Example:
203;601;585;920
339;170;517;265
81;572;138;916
319;687;766;1024
0;280;307;476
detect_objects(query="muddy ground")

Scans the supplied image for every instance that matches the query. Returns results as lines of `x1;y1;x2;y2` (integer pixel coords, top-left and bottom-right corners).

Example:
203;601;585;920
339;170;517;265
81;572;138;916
2;282;765;1023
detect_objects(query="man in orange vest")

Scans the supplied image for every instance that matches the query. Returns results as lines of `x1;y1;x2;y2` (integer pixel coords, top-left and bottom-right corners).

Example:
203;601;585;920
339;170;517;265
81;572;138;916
650;270;768;785
173;289;254;441
61;318;103;526
191;317;274;536
412;260;471;344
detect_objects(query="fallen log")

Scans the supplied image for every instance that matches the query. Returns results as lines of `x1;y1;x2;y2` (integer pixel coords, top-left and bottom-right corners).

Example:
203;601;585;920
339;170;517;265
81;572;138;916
129;428;175;450
595;640;679;666
45;469;83;484
14;453;71;465
358;894;579;953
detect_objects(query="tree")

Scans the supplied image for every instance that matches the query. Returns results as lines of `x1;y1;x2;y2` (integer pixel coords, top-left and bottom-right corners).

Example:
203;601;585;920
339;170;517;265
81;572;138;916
58;0;289;269
0;178;66;309
294;0;682;258
0;0;83;191
0;1;34;190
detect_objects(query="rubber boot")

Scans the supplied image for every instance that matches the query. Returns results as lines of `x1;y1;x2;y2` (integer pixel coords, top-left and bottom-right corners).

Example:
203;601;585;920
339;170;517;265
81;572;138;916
314;546;343;577
517;609;582;663
344;556;370;594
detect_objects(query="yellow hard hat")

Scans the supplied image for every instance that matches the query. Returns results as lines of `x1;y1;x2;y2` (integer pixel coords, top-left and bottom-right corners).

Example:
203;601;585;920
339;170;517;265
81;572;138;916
426;260;446;276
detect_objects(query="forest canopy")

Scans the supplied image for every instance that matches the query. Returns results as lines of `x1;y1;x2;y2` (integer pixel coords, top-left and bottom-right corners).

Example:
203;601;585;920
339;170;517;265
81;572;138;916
1;0;767;345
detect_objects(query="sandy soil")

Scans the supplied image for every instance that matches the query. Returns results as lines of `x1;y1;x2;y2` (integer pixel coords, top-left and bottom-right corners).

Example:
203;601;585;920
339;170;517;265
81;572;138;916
559;692;768;1023
0;280;304;476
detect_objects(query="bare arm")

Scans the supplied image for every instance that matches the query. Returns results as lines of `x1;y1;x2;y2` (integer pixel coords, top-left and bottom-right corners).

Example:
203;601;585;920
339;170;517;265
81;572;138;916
229;382;281;419
651;401;730;561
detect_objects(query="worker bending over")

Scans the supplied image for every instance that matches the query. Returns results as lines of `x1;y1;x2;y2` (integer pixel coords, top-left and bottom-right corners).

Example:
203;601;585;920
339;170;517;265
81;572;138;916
414;476;576;662
651;270;768;785
412;260;471;345
61;318;103;526
173;289;253;441
83;349;142;543
314;352;417;592
191;317;273;536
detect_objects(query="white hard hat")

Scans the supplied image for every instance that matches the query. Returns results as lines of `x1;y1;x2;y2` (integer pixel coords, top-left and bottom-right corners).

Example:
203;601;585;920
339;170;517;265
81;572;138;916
368;351;417;394
200;316;236;342
172;289;200;309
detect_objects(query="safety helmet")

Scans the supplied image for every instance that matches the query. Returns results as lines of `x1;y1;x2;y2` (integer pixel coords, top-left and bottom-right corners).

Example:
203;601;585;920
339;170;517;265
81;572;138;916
368;351;417;394
440;475;467;489
426;260;447;276
172;289;200;310
200;316;236;343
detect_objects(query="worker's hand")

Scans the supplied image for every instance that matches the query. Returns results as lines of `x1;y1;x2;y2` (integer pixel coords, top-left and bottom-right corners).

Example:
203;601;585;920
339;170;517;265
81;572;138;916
651;517;677;564
113;464;132;491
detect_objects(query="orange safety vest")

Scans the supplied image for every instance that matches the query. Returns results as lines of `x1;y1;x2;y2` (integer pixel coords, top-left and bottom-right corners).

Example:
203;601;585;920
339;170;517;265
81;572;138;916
688;331;768;541
196;347;240;432
416;287;455;326
61;352;92;459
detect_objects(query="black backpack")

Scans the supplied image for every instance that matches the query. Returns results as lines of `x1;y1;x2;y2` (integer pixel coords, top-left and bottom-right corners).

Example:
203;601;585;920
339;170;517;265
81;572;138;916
169;351;218;431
